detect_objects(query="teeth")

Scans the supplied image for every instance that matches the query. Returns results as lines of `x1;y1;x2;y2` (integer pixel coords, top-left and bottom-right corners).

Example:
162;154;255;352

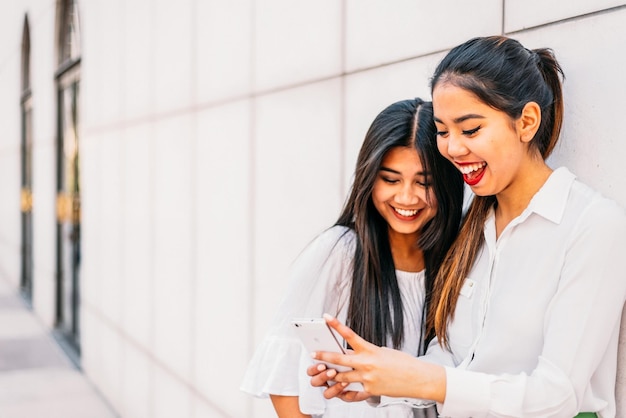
459;162;486;175
394;207;419;217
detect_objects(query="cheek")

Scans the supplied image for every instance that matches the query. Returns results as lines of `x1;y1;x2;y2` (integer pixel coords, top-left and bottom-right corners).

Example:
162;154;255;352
436;138;451;160
427;191;438;208
424;208;437;224
424;193;438;220
371;183;387;208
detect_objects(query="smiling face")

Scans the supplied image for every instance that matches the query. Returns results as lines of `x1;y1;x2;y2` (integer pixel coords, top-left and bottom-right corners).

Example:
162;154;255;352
433;82;531;198
371;146;437;239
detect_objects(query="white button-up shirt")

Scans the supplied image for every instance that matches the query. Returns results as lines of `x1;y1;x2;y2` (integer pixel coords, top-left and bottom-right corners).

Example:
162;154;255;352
426;167;626;417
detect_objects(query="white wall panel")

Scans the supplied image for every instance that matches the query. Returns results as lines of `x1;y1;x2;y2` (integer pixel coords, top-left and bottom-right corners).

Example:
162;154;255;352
153;114;194;380
249;396;278;418
30;139;56;318
345;0;502;72
254;0;342;91
154;0;193;114
80;133;103;314
80;307;102;393
515;10;626;207
0;4;24;71
195;0;252;104
194;100;251;416
117;343;154;418
123;0;155;121
97;321;122;412
80;0;124;128
343;55;444;193
120;341;153;418
505;0;626;32
31;147;57;326
121;123;154;350
0;26;21;149
98;130;124;325
28;3;62;326
29;4;56;147
253;79;343;343
0;33;21;281
0;151;21;287
193;396;237;418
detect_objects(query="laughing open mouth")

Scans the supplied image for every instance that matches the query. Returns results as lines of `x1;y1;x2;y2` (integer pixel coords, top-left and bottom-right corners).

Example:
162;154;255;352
459;162;487;186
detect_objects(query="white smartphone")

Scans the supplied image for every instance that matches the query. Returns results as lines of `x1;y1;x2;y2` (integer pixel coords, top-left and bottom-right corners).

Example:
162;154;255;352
291;318;364;392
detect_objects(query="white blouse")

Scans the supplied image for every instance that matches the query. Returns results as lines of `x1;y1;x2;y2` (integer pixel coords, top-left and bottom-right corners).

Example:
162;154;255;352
240;225;429;417
425;167;626;417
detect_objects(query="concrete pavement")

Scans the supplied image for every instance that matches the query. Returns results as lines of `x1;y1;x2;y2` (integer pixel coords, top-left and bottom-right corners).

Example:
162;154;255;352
0;278;118;418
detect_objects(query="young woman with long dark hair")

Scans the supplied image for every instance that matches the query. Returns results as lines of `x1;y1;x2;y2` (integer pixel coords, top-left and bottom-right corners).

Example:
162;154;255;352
241;98;464;417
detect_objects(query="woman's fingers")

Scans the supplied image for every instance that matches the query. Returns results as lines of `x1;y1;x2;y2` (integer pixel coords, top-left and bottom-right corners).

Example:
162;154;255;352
309;365;337;388
323;314;376;353
306;362;326;377
323;380;371;402
321;381;347;399
336;389;372;402
312;314;374;368
323;313;373;352
313;350;351;368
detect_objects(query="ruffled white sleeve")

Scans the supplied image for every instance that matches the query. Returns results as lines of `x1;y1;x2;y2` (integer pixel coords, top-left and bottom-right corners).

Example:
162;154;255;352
240;226;355;414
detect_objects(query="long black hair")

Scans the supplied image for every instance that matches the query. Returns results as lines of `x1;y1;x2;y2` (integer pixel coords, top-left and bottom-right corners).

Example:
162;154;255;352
336;98;464;350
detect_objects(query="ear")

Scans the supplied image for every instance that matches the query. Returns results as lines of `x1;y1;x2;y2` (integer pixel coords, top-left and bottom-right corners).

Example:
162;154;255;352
517;102;541;143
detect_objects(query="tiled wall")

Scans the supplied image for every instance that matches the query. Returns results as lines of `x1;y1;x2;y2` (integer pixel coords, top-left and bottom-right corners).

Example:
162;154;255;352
0;1;625;417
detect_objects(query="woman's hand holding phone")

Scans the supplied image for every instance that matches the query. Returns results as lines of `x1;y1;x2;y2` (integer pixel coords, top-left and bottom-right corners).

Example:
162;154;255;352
291;317;364;392
308;313;446;403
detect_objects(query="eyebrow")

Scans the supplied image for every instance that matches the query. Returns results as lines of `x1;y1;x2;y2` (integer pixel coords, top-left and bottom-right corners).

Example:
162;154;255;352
434;113;485;124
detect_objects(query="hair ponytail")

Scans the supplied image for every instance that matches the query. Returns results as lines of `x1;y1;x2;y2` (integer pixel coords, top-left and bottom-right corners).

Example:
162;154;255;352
533;48;565;159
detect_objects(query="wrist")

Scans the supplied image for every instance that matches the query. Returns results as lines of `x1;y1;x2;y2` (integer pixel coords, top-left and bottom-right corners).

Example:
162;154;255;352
405;359;446;403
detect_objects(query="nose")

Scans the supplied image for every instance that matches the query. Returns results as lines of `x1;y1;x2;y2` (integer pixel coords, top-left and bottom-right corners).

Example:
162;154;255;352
445;133;469;159
395;183;419;206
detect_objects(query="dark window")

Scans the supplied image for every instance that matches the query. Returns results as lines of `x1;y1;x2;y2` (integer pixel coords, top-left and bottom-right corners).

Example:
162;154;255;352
55;0;82;361
20;14;34;302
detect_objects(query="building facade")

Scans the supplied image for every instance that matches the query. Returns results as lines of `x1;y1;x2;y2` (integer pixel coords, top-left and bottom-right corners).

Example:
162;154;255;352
0;1;625;417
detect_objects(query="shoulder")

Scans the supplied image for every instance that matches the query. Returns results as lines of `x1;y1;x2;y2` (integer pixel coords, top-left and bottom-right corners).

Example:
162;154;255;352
293;225;356;269
565;177;626;239
310;225;356;253
570;179;626;223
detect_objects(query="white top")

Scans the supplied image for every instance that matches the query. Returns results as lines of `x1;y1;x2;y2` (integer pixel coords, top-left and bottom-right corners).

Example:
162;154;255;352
424;167;626;417
240;225;429;417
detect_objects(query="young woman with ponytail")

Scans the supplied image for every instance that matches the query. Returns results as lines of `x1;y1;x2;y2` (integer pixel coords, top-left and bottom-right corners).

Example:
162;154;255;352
308;36;626;418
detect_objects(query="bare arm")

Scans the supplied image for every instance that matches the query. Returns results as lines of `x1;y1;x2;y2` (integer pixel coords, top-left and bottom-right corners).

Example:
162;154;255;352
269;395;311;418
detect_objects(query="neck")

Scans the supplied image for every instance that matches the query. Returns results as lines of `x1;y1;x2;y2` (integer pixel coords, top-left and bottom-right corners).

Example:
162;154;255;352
388;229;424;272
494;156;552;237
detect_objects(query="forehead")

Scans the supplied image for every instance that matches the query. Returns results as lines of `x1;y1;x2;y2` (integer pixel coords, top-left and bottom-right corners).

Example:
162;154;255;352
381;146;424;171
432;83;487;117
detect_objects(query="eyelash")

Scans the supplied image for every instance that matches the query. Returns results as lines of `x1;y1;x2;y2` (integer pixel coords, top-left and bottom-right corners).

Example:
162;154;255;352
462;126;481;136
436;126;481;137
381;177;430;187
